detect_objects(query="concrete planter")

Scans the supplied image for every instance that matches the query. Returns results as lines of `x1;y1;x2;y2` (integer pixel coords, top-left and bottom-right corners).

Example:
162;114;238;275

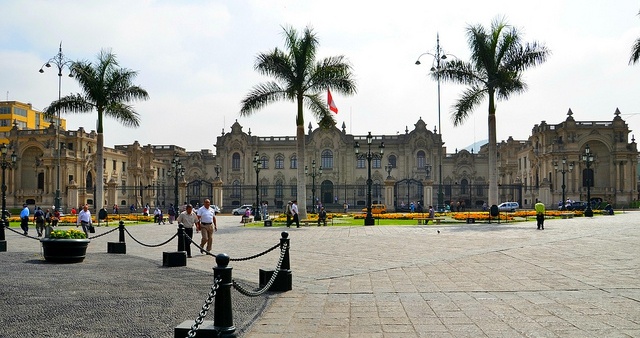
40;238;90;263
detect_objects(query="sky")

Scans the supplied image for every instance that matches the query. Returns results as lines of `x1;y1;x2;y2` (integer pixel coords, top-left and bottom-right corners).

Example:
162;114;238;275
1;0;640;154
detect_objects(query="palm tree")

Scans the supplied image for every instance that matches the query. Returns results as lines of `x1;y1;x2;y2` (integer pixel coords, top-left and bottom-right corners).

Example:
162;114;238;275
45;50;149;212
240;26;356;219
437;18;549;206
630;10;640;65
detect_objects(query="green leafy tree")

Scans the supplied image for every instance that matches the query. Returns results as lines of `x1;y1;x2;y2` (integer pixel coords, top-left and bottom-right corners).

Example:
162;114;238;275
240;26;356;219
630;10;640;65
437;18;549;206
45;50;149;212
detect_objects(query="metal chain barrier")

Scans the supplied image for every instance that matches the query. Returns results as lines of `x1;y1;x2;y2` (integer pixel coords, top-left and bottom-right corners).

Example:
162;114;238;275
5;225;41;240
229;242;281;262
232;241;288;297
123;227;178;248
183;233;215;257
186;277;221;338
88;226;119;239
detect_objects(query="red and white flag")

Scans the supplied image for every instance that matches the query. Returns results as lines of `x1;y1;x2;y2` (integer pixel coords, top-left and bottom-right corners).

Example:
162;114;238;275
327;89;338;114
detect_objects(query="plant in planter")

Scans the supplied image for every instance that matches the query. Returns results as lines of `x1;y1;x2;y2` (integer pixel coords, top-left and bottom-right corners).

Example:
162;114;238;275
41;229;90;263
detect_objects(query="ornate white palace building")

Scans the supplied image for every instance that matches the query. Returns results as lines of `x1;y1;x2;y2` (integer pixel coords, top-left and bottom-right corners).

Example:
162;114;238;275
1;100;637;213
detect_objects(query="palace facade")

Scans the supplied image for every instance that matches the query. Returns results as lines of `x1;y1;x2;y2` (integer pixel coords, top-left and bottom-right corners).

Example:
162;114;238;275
1;100;636;213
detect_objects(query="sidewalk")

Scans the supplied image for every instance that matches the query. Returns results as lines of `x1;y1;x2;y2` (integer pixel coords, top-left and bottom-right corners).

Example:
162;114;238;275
2;213;640;337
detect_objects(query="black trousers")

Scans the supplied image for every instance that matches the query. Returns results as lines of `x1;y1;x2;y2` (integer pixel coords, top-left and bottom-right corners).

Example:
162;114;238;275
183;227;193;256
20;217;29;234
536;214;545;229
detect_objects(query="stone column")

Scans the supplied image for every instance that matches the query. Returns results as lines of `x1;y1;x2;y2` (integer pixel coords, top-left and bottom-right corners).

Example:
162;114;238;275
384;178;395;211
213;178;224;209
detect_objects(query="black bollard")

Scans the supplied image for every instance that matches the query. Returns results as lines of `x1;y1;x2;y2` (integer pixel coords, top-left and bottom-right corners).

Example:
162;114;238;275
177;223;185;252
259;231;292;292
213;253;236;336
107;220;126;254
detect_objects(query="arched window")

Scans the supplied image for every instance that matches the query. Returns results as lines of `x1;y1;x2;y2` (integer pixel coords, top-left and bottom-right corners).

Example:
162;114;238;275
373;157;381;168
260;156;268;169
290;155;297;169
460;179;468;194
321;149;333;169
232;153;240;170
417;151;426;168
275;155;284;169
356;158;365;169
388;155;397;168
275;180;284;198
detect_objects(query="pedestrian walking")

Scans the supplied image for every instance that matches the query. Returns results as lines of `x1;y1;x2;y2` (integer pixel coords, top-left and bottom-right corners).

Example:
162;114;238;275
196;199;217;253
19;204;29;235
285;201;293;227
291;200;300;228
76;204;93;237
34;207;45;237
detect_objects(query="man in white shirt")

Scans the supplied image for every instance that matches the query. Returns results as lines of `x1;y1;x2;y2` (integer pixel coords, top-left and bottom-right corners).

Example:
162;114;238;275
176;204;198;258
291;200;300;228
76;204;92;237
196;199;217;253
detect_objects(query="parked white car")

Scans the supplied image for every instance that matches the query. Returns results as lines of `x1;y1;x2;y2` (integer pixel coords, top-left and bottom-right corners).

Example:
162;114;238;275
497;202;520;212
232;204;253;215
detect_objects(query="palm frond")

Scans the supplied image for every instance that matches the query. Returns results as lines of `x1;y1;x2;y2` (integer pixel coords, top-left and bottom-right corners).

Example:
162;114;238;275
630;37;640;65
104;102;141;127
451;86;486;126
240;82;288;115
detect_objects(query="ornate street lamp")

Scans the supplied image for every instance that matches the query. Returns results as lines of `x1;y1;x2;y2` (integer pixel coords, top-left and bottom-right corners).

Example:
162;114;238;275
582;144;595;217
40;42;74;213
415;34;453;212
355;132;384;226
252;151;262;221
305;160;322;213
0;144;17;252
554;158;574;211
167;154;185;211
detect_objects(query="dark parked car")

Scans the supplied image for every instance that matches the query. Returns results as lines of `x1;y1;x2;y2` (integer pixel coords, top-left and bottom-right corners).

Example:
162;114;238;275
566;201;588;211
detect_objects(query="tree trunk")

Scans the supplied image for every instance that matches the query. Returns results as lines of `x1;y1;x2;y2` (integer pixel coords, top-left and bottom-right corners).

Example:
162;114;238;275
296;124;307;220
96;132;104;212
487;93;498;206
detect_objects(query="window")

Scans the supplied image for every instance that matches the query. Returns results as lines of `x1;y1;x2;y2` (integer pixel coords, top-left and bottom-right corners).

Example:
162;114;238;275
373;157;381;169
0;119;10;126
388;155;397;168
461;179;468;194
15;120;26;129
356;158;365;169
290;155;297;169
67;143;73;150
275;180;283;198
37;173;44;190
122;161;126;172
0;107;10;114
232;153;241;169
121;180;126;194
86;172;93;189
231;180;241;198
260;156;268;169
112;160;117;170
103;159;106;169
417;151;426;168
35;113;41;128
69;175;74;183
275;155;284;169
290;180;297;196
14;107;27;117
261;185;268;197
321;149;333;169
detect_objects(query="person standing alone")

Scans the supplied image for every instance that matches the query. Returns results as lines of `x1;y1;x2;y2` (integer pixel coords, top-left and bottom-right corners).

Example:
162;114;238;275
176;204;198;258
196;199;217;254
291;200;300;228
77;204;93;237
535;201;546;230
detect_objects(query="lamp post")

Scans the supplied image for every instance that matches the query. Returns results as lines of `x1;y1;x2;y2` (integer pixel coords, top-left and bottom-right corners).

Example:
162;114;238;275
553;158;573;210
167;154;184;211
0;144;17;252
305;160;322;213
416;34;452;212
40;42;73;213
582;144;595;217
252;151;261;221
355;132;384;225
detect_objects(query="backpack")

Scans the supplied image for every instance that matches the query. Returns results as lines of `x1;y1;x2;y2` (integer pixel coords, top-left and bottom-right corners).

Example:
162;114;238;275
35;210;44;222
285;204;292;216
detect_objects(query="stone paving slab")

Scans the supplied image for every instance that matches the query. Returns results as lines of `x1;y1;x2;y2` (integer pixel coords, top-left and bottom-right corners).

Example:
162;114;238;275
3;213;640;337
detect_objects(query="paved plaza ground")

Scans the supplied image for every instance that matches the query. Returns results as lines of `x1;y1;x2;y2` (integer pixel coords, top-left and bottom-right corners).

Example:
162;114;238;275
1;212;639;337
